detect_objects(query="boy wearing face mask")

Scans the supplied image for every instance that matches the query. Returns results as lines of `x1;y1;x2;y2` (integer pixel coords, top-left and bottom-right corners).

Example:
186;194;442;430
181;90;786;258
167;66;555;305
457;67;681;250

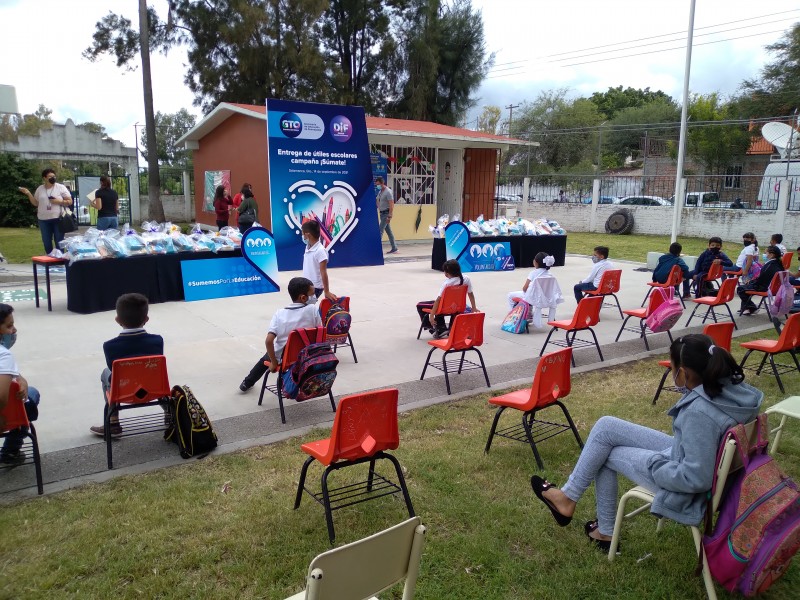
573;246;613;304
18;168;73;254
301;220;337;303
684;237;733;298
239;277;322;392
0;303;41;466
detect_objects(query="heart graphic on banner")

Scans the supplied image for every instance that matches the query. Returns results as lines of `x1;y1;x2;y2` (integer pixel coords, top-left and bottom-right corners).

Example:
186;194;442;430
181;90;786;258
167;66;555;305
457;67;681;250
284;180;359;254
444;221;470;261
241;227;280;289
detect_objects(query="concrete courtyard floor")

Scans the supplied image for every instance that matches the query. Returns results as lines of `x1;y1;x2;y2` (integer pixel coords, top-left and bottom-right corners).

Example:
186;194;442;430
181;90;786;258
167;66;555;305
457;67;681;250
0;241;776;501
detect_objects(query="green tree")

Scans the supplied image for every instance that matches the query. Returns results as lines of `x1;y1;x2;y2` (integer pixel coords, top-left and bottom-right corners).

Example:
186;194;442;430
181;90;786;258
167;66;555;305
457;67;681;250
0;153;39;227
0;105;54;143
476;105;502;134
589;86;675;120
139;109;196;168
686;93;752;175
605;100;681;167
78;122;107;136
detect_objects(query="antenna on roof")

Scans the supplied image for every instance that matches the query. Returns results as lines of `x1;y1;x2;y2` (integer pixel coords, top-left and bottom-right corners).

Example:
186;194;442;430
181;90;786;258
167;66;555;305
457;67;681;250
761;122;799;159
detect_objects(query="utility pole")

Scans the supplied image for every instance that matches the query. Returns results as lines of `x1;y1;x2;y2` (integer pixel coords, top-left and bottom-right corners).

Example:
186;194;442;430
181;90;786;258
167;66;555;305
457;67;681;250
505;103;520;137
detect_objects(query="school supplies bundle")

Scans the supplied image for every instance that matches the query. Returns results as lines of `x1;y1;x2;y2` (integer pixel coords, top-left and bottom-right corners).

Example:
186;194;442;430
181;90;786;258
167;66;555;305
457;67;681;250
164;385;218;459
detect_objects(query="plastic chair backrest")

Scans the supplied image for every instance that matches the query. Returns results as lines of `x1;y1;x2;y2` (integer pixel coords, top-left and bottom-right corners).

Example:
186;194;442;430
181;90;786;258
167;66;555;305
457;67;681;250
646;287;672;316
1;380;29;432
299;516;426;600
321;388;399;463
768;271;783;295
715;277;738;303
438;285;468;315
282;327;326;369
527;347;572;410
781;251;794;271
573;296;603;327
705;261;723;282
597;269;621;294
446;312;485;350
666;264;684;287
108;355;170;405
774;312;800;352
702;322;735;352
318;296;350;317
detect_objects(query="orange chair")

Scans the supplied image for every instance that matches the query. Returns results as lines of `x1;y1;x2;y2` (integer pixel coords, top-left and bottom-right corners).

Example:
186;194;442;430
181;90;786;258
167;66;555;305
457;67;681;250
616;287;678;351
694;260;724;296
416;284;468;339
582;269;623;318
781;251;794;271
739;312;800;394
104;355;171;470
641;264;686;308
318;297;357;363
651;322;735;404
293;388;415;544
540;296;604;367
684;277;738;329
420;312;490;395
0;380;43;494
741;271;784;315
258;327;337;424
484;347;583;469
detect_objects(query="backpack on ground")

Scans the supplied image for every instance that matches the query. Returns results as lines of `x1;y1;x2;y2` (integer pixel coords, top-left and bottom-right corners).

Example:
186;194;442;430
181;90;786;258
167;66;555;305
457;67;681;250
501;300;530;334
165;384;218;459
702;414;800;597
768;271;795;318
645;287;683;333
324;297;352;345
282;328;339;401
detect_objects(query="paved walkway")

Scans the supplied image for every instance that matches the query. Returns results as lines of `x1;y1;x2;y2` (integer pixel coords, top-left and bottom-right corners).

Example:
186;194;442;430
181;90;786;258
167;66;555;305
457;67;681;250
0;241;775;500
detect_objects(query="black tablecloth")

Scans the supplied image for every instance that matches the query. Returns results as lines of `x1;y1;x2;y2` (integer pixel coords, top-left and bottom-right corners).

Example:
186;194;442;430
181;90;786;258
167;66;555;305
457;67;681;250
431;235;567;270
66;250;243;314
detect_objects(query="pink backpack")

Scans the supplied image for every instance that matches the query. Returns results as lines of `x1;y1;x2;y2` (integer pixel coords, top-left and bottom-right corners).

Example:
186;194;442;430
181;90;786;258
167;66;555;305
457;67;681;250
645;288;683;333
702;414;800;596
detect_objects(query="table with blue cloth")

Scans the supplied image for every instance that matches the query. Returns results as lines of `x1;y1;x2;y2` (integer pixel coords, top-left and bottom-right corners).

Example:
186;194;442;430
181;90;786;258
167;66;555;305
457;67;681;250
431;235;567;271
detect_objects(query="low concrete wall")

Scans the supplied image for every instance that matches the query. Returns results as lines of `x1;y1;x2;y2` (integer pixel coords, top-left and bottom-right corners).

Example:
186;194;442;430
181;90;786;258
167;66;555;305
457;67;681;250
137;194;194;224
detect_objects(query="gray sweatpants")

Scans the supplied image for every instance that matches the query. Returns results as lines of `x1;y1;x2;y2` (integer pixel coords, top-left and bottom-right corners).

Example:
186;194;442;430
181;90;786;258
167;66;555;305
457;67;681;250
561;416;672;536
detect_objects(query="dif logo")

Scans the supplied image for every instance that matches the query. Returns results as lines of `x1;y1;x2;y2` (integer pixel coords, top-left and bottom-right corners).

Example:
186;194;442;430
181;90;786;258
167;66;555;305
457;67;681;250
330;115;353;142
280;112;303;138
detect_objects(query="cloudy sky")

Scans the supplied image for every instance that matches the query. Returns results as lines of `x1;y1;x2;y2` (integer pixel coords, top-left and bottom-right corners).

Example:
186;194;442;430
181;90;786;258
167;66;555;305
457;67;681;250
0;0;797;149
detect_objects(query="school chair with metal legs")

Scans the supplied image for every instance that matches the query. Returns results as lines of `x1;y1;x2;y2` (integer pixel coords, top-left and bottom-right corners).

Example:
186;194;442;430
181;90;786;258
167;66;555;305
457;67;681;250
420;312;490;395
581;269;623;318
540;296;604;367
0;380;43;495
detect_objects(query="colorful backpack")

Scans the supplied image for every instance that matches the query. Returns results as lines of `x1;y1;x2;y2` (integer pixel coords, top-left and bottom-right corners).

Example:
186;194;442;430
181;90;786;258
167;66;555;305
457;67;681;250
768;271;795;318
702;414;800;597
743;259;762;284
501;301;530;334
645;287;683;333
164;385;218;459
324;297;352;345
282;328;339;401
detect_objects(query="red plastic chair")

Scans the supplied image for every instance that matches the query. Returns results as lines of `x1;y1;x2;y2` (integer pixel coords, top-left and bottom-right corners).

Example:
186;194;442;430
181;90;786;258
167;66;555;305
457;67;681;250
695;260;724;295
781;251;794;271
484;347;583;469
741;271;784;315
642;264;686;308
540;296;604;367
419;312;490;395
739;312;800;394
684;277;738;329
293;388;415;544
0;380;43;494
258;327;337;424
104;355;171;470
651;322;735;404
582;269;623;318
318;296;357;363
616;287;678;351
416;284;468;339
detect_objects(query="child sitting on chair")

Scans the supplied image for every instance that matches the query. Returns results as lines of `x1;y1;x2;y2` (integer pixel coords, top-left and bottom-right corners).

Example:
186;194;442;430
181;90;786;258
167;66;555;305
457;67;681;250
416;259;477;339
506;251;557;310
684;236;733;299
573;246;613;304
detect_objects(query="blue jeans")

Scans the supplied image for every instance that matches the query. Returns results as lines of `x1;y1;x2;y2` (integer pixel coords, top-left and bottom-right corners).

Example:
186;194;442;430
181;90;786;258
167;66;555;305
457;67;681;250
96;216;119;231
1;386;40;455
378;211;397;251
39;218;64;254
573;282;596;303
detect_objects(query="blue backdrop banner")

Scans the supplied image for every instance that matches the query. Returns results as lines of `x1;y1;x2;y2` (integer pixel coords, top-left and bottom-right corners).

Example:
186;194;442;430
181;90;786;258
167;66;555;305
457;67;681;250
266;99;383;271
181;257;278;302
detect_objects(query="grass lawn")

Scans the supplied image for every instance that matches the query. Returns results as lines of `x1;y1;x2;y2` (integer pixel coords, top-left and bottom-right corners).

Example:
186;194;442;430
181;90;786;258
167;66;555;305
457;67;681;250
0;227;45;263
1;337;798;599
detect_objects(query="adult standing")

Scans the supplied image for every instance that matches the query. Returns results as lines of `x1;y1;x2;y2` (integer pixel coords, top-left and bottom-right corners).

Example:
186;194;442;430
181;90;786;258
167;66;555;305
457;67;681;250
213;185;233;230
18;168;73;254
236;187;258;232
375;176;398;254
231;183;251;228
91;175;119;230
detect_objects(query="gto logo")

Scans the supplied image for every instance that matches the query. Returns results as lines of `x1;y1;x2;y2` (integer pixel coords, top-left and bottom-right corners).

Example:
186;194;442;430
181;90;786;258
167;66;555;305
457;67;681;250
280;112;303;138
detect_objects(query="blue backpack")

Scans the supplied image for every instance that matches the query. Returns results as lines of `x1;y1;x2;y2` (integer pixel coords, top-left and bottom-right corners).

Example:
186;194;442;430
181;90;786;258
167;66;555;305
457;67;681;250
501;301;530;334
324;297;352;345
282;328;339;401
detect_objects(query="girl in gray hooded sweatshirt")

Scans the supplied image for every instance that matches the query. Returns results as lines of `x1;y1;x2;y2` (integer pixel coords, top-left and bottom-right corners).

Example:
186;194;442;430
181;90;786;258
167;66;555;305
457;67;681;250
531;333;763;551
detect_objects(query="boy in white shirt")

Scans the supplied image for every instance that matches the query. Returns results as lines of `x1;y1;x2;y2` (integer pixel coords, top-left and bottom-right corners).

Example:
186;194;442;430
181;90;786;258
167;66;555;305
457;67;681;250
573;246;613;303
770;233;787;255
239;277;323;391
301;220;337;303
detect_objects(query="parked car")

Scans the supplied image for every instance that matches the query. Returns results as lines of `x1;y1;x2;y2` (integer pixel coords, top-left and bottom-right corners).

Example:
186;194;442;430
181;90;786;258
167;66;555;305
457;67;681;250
581;196;617;204
617;195;672;206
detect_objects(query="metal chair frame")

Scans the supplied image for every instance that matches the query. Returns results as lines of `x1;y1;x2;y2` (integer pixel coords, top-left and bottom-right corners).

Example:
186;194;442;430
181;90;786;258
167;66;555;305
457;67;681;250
0;381;43;494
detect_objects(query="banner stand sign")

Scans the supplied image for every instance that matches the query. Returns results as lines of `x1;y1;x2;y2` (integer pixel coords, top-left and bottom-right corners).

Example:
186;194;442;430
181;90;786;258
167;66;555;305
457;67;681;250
444;221;513;273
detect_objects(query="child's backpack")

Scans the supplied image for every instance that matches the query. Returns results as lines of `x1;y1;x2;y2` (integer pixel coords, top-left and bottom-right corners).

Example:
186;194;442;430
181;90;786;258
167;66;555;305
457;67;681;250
165;384;218;459
324;297;352;345
645;287;683;333
282;328;339;401
501;300;530;334
768;271;795;318
743;259;762;284
702;414;800;596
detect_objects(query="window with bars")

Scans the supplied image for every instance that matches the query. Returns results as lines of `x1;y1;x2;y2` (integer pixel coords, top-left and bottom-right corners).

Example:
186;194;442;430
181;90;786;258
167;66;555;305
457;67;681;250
370;144;436;205
724;165;742;189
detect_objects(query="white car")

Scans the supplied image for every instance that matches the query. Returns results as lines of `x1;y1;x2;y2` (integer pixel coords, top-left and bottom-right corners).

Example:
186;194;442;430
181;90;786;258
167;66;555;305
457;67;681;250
617;195;672;207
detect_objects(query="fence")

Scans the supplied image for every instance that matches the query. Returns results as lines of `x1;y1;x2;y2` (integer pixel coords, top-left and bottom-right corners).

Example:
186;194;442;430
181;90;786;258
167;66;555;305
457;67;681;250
139;168;192;196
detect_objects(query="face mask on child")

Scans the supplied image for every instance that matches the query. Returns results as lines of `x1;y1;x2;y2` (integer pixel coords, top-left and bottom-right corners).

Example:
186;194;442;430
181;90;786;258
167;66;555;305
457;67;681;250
709;247;720;254
302;235;309;245
305;294;317;305
0;333;16;349
672;369;689;395
591;255;600;264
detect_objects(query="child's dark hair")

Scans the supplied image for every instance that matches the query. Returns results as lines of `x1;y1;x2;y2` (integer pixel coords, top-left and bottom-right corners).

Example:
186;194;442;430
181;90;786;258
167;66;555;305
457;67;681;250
594;246;609;259
772;233;783;244
669;242;682;256
243;187;254;199
0;303;13;323
214;185;226;199
442;259;464;285
116;293;149;328
766;245;782;258
288;277;314;301
534;251;550;270
302;220;320;239
669;334;744;398
708;236;722;245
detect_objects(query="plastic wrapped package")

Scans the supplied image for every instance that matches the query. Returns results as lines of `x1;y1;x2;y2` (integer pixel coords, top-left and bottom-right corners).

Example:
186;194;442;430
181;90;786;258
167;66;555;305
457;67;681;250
190;233;214;252
466;221;481;235
429;225;443;239
143;234;168;254
63;237;102;262
437;214;449;228
122;232;148;255
141;220;161;233
190;223;204;235
479;221;496;235
170;232;195;252
96;236;128;258
211;236;236;252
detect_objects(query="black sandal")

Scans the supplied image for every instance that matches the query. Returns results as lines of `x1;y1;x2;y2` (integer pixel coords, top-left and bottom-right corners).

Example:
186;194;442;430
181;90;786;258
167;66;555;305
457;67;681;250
530;475;572;527
585;520;620;554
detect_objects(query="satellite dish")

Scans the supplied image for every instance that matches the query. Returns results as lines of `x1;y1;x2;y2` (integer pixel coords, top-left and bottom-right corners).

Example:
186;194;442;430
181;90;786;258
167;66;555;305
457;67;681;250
761;122;799;158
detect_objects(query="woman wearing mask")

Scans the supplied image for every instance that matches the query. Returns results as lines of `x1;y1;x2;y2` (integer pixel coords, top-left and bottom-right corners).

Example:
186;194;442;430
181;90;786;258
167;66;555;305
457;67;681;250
236;187;258;232
91;175;119;231
213;185;233;230
18;168;73;254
